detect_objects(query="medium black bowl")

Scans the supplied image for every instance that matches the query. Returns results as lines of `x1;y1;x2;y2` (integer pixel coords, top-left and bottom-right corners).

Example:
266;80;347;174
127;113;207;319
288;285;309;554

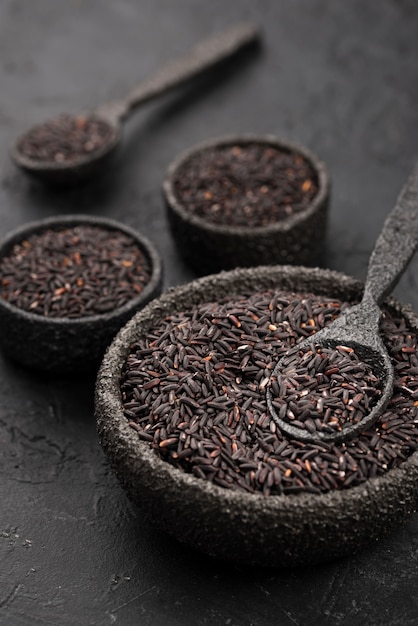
95;265;418;567
163;135;330;274
0;214;163;374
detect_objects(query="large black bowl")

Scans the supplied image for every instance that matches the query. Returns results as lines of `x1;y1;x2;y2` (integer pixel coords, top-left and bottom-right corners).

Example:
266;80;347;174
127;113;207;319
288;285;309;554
95;265;418;567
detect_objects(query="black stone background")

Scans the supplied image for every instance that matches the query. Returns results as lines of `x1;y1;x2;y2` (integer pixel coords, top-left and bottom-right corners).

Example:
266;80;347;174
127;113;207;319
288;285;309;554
1;1;418;624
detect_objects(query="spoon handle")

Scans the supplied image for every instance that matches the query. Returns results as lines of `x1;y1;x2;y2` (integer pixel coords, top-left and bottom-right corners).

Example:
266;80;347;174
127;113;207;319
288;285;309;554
116;22;260;121
363;164;418;304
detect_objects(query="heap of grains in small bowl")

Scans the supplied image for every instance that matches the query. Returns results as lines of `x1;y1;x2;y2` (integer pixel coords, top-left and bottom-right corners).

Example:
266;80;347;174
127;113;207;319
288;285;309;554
0;224;152;318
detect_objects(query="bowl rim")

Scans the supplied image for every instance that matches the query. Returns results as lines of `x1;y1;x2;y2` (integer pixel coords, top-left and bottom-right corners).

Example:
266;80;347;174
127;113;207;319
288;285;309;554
0;213;163;326
162;134;330;236
95;264;418;517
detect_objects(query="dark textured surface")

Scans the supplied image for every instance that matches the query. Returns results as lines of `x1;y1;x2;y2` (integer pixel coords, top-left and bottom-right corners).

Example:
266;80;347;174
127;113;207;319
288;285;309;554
163;135;330;272
1;1;418;625
96;266;418;567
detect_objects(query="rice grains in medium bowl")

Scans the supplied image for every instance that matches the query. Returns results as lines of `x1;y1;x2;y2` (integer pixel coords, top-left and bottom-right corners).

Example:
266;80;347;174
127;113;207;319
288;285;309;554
0;215;162;374
96;265;418;567
163;135;330;274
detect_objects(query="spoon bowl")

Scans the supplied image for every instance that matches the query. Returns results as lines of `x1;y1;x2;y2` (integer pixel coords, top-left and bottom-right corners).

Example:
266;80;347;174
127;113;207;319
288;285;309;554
10;22;260;186
10;115;121;186
266;318;394;443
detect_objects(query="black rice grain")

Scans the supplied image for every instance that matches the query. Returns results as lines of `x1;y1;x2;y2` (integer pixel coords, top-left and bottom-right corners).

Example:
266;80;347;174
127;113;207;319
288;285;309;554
172;144;319;227
121;290;418;496
0;225;151;318
17;114;113;164
271;344;382;434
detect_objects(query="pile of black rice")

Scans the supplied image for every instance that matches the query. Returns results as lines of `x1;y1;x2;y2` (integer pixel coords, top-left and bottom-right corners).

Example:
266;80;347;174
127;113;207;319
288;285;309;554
121;289;418;496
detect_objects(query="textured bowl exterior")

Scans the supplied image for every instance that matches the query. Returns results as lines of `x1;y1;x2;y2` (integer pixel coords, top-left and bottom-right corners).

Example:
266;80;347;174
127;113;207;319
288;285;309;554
0;215;163;374
163;135;330;274
95;265;418;567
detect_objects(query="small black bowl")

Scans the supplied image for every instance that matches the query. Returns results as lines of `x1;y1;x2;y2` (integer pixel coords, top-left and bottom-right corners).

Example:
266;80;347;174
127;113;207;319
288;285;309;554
163;135;330;274
0;215;163;374
95;265;418;567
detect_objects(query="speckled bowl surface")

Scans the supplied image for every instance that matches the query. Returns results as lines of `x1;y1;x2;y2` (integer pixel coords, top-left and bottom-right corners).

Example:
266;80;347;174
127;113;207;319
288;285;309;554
0;214;163;374
95;265;418;567
163;135;330;274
